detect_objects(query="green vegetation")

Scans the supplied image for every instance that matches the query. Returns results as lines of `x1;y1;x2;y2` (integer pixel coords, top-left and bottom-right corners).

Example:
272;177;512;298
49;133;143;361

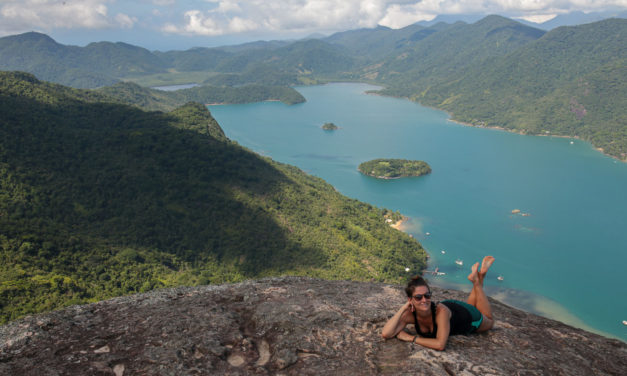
0;72;426;323
3;18;624;159
322;122;339;130
371;18;627;160
97;82;305;112
358;159;432;179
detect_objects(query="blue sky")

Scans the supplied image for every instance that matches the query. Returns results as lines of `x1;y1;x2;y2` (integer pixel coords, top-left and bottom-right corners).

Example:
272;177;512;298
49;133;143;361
1;0;625;50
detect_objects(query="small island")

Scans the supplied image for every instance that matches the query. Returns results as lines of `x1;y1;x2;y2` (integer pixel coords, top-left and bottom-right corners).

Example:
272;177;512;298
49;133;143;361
358;159;431;179
322;122;339;130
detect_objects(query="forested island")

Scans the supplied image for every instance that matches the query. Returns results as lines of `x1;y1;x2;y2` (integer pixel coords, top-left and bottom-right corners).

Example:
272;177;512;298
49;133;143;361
358;159;431;179
322;122;338;130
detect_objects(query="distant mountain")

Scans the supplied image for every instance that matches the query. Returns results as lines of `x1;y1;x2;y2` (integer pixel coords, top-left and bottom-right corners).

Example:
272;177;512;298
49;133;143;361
416;11;627;30
371;15;545;87
0;71;425;323
0;32;116;88
0;32;166;88
393;18;627;160
0;32;354;88
416;14;484;26
528;10;627;30
324;23;452;61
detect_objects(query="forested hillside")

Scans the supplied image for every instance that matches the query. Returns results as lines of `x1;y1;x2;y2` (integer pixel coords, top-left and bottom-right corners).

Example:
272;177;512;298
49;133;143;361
379;18;626;159
0;32;166;88
369;15;546;87
97;82;305;112
0;72;426;323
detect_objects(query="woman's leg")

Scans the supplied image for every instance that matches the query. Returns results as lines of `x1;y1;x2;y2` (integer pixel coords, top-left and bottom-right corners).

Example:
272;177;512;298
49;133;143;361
467;256;495;332
466;263;479;307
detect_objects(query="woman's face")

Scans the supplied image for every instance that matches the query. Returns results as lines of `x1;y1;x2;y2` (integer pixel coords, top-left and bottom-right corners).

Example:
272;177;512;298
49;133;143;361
409;285;431;313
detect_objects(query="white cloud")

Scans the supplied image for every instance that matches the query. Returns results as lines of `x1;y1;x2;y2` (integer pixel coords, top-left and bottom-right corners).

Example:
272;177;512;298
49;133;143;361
163;0;392;36
161;0;627;36
152;0;176;5
2;0;625;38
115;13;138;29
0;0;121;34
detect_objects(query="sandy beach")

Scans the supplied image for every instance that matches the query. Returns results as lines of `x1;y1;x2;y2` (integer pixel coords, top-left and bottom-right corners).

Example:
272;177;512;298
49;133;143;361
389;217;408;231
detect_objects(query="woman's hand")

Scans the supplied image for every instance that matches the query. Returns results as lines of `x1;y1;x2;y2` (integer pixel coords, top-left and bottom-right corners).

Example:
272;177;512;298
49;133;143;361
381;301;412;339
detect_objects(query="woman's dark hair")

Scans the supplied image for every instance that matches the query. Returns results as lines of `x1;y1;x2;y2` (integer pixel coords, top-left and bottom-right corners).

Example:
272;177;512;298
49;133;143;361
405;275;430;297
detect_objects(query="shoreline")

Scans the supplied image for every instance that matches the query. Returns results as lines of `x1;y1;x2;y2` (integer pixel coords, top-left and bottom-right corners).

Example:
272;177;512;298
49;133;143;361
446;115;625;163
389;217;408;231
365;88;626;163
446;117;625;162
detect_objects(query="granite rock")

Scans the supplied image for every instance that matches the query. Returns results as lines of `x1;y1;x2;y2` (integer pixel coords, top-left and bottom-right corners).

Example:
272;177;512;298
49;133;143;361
1;277;625;375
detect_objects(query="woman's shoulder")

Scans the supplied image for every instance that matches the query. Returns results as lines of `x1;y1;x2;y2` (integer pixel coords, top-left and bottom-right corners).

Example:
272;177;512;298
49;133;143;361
400;308;414;323
435;302;452;317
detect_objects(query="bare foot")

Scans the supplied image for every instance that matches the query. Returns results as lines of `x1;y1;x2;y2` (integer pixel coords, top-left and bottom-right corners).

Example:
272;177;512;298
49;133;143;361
478;256;495;283
467;262;479;284
480;256;495;275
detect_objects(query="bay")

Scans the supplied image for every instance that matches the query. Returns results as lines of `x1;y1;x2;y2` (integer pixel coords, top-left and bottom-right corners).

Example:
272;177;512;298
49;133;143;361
210;83;627;341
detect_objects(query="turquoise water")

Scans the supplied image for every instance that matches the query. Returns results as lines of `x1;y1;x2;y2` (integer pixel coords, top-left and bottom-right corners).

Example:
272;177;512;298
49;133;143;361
210;83;627;341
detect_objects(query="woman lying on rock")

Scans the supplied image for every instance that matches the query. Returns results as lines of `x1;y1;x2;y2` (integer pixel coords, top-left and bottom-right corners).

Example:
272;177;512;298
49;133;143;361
381;256;495;351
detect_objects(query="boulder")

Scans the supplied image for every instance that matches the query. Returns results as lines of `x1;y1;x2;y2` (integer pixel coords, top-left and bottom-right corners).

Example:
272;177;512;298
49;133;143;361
0;277;625;375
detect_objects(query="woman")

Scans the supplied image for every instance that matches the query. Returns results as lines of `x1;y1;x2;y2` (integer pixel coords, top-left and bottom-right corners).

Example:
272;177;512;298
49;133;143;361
381;256;495;351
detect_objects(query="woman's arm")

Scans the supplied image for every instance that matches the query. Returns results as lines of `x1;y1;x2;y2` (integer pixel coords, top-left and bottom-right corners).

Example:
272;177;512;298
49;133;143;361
413;304;451;351
381;302;411;339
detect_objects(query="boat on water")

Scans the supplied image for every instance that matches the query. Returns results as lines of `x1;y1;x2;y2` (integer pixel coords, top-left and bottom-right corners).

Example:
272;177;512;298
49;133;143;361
425;232;431;236
455;259;463;266
441;250;446;254
622;320;627;326
424;267;446;276
497;275;504;281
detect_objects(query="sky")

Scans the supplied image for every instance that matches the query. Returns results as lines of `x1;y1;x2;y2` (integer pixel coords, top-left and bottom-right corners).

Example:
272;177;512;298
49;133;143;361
0;0;626;51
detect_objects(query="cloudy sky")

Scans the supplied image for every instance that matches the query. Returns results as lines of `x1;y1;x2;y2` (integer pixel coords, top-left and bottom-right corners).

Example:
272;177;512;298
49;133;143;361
1;0;625;50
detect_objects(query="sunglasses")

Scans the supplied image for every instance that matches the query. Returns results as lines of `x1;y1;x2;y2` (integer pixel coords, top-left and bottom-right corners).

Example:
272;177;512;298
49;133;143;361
412;293;432;301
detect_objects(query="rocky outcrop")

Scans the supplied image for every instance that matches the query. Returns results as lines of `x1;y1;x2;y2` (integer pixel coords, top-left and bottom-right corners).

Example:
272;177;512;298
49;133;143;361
1;277;625;375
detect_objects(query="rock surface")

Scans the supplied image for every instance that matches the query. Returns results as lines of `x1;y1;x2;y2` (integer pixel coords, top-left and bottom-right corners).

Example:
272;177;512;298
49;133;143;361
1;277;625;375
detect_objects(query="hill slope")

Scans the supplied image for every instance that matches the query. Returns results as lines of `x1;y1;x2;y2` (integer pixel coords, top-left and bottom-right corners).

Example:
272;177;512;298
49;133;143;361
0;32;166;88
96;81;305;112
372;15;546;91
0;72;425;323
397;18;627;160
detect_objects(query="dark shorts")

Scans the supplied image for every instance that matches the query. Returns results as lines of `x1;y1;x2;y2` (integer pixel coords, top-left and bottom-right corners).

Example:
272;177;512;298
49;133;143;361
441;299;484;334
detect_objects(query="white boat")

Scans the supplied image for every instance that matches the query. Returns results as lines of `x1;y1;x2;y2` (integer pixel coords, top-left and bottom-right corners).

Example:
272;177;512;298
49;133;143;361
441;250;446;254
497;275;504;281
425;232;431;236
455;259;463;266
622;320;627;326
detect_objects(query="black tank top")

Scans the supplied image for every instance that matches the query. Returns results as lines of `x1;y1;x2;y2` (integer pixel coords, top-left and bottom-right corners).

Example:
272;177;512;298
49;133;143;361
412;301;474;337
